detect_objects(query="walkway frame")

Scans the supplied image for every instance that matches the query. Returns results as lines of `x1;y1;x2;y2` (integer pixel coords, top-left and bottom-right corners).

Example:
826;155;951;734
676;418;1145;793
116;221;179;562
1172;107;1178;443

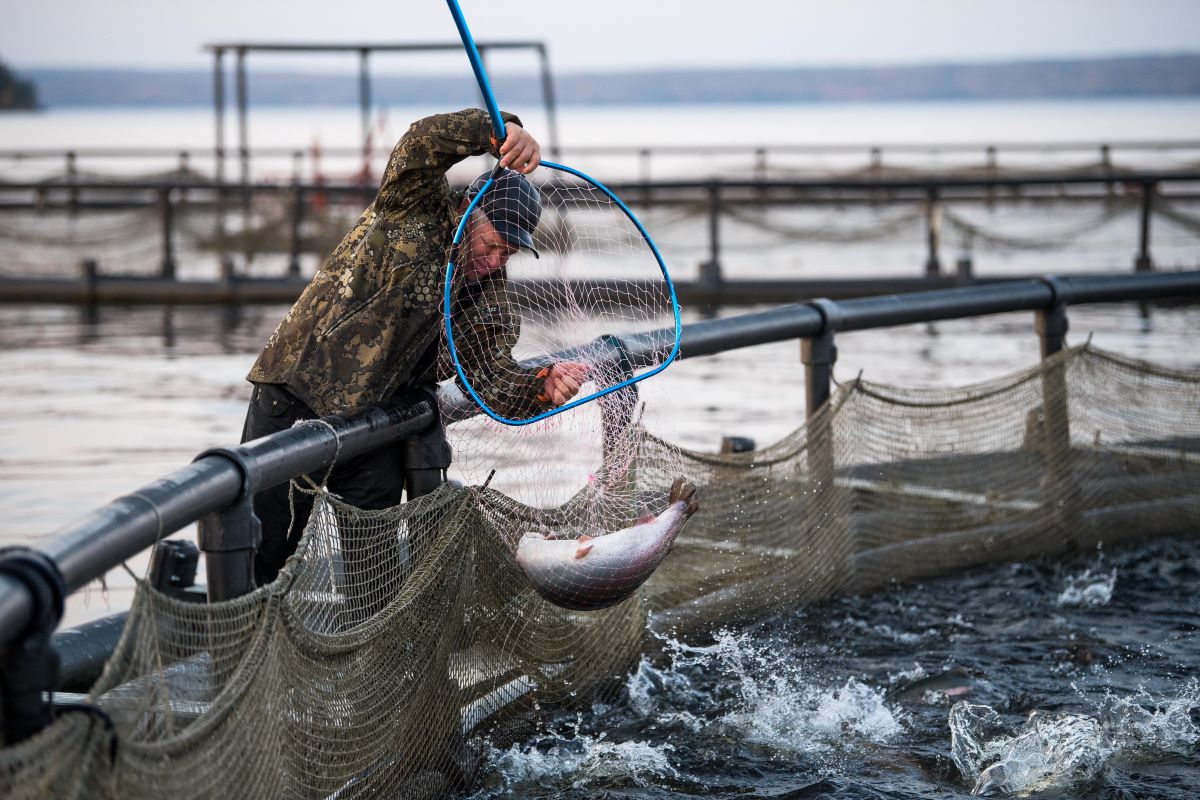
0;271;1198;741
1;170;1196;297
204;40;561;196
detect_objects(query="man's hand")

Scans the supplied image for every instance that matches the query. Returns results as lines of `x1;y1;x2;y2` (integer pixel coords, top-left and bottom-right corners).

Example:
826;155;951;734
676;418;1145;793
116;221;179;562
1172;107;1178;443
491;124;540;174
537;361;588;406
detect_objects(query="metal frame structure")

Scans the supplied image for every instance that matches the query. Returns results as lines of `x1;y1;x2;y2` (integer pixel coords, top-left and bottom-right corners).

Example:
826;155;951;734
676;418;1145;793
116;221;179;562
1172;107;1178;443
2;170;1197;305
1;271;1199;742
204;41;562;196
6;139;1200;183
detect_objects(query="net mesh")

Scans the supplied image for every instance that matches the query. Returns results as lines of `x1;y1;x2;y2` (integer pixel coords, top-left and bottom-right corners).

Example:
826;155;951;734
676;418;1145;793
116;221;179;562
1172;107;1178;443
444;165;681;515
2;343;1198;796
3;181;1197;282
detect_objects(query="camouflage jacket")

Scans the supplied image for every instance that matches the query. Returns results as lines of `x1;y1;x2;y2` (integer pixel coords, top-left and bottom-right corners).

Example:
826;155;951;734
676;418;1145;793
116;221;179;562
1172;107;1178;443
247;109;549;419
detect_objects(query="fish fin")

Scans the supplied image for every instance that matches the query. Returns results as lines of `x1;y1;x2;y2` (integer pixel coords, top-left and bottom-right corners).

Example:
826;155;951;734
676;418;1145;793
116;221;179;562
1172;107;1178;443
637;506;655;525
574;535;594;559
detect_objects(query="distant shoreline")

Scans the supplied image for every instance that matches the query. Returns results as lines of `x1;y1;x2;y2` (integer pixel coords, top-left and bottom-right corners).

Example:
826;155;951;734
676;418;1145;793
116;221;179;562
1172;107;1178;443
6;96;1200;116
16;53;1200;109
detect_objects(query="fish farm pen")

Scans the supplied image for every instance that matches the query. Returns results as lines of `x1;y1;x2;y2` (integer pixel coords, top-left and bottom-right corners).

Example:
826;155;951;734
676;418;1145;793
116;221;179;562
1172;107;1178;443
1;167;1199;306
0;271;1197;797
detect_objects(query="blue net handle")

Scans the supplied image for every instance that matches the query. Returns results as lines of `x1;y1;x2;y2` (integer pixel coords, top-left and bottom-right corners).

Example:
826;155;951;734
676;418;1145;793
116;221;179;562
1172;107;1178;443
445;0;507;142
443;161;682;427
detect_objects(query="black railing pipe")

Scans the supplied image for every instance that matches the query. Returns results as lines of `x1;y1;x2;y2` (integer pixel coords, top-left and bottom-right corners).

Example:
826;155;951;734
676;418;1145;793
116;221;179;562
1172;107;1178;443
614;272;1200;371
358;48;371;157
596;172;1200;194
7;139;1200;164
53;612;129;693
0;392;437;648
159;187;176;279
835;281;1054;331
3;171;1199;199
536;44;561;161
801;299;843;418
1136;180;1156;272
1058;271;1200;303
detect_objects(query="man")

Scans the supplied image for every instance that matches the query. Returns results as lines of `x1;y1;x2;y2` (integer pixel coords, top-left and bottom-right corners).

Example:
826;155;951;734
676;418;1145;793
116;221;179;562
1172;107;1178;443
242;108;585;584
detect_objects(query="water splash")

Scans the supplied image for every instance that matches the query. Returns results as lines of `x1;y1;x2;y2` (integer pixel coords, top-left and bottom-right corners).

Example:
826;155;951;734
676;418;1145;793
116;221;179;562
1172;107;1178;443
625;656;705;731
838;613;940;644
723;676;901;754
651;629;903;755
887;662;927;686
959;707;1106;796
1100;678;1200;757
1056;566;1117;607
478;717;679;795
950;679;1200;796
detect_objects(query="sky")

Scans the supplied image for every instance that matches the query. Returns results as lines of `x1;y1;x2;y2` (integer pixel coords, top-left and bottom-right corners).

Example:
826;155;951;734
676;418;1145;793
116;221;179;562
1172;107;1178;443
2;0;1199;74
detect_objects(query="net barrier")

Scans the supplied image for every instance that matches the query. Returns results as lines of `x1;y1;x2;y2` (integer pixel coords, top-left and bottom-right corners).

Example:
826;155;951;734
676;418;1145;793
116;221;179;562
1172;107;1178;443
6;177;1198;281
1;343;1198;797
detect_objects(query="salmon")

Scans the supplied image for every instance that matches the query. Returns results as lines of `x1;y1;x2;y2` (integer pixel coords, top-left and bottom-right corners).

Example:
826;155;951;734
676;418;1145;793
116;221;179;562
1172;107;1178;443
515;478;699;610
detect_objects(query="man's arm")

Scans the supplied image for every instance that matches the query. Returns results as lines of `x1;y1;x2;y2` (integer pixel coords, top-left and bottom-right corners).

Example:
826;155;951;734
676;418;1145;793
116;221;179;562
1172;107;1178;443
375;108;523;213
451;278;586;419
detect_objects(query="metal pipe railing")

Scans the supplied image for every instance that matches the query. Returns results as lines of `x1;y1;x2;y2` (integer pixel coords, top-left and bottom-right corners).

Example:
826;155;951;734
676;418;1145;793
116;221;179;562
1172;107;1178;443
5;170;1199;195
0;390;437;649
436;271;1200;423
4;138;1199;164
3;171;1191;285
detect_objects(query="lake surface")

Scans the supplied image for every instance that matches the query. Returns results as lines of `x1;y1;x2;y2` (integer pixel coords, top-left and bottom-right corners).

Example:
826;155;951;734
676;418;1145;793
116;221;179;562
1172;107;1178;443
0;98;1197;796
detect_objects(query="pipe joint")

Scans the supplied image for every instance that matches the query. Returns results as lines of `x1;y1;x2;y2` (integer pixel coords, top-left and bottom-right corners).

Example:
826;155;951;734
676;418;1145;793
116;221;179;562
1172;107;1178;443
0;547;66;744
193;447;262;555
807;297;845;336
1036;276;1071;347
1038;275;1074;308
801;298;842;367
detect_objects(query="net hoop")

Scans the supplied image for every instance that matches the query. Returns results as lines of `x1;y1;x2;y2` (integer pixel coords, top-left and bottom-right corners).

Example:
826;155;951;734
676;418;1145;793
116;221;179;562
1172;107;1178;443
443;159;682;426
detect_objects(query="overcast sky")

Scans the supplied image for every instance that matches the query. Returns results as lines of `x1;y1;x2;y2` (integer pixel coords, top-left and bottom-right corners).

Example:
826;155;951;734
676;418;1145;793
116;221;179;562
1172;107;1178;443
3;0;1199;73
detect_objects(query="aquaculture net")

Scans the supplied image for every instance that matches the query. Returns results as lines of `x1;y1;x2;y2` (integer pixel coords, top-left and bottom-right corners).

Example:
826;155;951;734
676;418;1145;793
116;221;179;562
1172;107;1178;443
2;343;1198;798
444;165;679;514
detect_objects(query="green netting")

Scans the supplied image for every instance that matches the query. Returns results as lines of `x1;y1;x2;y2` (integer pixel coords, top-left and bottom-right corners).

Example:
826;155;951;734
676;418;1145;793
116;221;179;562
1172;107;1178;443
1;343;1198;796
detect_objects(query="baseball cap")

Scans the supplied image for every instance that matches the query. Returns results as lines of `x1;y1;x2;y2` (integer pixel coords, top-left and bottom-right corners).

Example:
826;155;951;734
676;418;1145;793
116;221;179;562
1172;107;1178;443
467;169;542;259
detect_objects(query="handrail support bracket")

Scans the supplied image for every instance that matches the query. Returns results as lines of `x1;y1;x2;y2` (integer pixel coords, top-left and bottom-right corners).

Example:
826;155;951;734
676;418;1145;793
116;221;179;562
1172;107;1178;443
195;446;263;602
0;548;65;745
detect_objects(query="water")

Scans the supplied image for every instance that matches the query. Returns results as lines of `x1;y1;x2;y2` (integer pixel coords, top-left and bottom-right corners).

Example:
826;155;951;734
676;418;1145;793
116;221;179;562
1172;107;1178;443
467;537;1200;799
1;99;1198;793
4;99;1200;177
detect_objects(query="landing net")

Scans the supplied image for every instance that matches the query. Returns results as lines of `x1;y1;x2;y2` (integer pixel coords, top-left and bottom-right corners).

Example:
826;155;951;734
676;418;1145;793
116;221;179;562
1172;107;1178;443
443;164;682;514
3;344;1198;797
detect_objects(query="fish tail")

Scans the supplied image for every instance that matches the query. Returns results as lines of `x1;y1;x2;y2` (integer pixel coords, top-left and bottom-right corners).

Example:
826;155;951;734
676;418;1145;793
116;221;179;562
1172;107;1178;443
668;477;699;518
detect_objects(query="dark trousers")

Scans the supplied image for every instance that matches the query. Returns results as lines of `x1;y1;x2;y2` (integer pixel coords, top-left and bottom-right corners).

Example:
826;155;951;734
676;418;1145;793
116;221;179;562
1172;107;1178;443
241;382;442;589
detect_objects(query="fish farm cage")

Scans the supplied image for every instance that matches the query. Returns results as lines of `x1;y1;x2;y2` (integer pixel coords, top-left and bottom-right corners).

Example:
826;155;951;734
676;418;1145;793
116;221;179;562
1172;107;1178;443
3;167;1199;306
0;271;1198;797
